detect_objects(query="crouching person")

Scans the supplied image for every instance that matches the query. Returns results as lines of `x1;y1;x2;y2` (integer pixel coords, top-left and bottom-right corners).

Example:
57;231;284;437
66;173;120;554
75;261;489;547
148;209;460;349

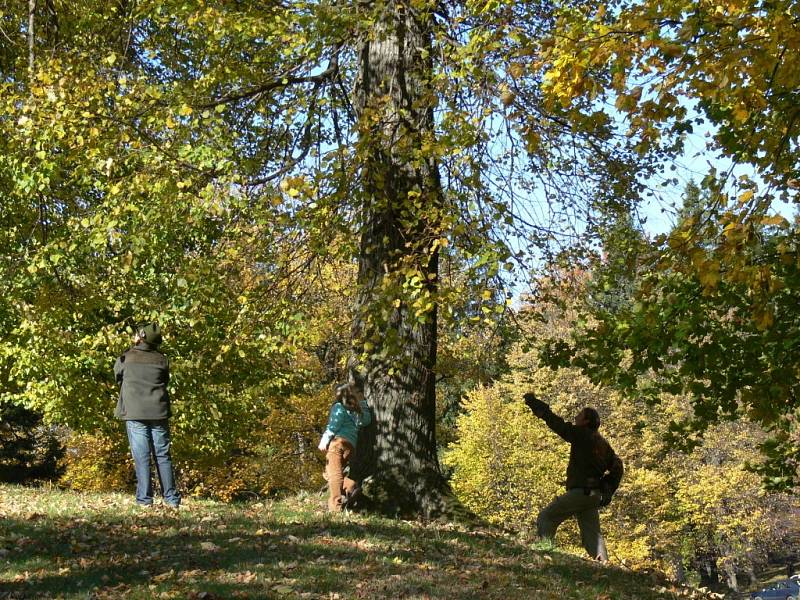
318;381;371;512
524;393;623;562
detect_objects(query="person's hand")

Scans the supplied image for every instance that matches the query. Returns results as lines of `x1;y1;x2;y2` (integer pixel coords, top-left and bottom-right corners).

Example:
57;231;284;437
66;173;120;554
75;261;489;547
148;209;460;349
523;392;548;416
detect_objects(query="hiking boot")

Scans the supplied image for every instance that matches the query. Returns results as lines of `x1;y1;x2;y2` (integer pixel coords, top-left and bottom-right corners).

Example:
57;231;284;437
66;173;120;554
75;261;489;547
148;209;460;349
342;485;362;509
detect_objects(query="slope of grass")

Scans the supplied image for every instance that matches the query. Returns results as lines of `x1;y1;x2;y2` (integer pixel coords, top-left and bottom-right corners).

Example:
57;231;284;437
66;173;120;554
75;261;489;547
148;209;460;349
0;484;720;599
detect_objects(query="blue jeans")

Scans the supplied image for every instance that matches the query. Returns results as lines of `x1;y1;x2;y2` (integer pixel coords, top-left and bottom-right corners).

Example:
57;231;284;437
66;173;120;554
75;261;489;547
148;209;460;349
125;420;180;507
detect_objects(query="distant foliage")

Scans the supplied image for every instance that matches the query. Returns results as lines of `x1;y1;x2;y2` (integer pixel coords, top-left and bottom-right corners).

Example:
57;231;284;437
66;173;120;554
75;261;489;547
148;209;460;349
443;383;565;532
59;432;129;492
445;338;798;585
259;386;332;495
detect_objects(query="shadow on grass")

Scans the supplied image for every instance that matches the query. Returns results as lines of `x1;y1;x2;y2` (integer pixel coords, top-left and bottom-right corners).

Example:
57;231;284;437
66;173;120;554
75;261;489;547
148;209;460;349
0;501;676;600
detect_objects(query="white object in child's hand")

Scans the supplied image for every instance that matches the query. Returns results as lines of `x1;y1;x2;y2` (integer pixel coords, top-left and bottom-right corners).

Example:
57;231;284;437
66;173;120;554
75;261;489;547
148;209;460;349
318;430;334;451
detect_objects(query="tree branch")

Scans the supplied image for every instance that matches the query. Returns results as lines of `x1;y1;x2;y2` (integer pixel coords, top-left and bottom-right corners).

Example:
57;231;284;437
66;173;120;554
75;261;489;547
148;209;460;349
28;0;36;72
198;52;340;110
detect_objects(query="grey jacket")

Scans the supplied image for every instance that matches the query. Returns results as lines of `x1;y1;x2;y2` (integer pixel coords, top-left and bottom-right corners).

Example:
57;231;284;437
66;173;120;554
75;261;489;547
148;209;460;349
114;343;171;420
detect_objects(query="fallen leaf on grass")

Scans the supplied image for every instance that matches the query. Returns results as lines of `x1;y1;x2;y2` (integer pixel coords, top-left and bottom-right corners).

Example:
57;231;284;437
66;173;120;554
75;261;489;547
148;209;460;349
200;541;220;552
233;571;257;584
152;569;175;583
273;585;295;595
94;583;131;599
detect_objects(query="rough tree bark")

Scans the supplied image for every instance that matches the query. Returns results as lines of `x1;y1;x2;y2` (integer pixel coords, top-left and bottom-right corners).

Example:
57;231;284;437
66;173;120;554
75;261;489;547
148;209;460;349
348;1;452;517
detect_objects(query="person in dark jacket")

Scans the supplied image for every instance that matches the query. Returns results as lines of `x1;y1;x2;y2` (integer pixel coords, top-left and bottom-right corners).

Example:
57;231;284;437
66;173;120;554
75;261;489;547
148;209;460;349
524;392;623;562
114;323;180;508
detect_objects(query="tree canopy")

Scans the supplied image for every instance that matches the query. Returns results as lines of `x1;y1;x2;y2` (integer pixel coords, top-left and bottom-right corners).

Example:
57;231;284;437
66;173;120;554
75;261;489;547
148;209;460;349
532;0;800;489
1;0;797;509
1;0;656;513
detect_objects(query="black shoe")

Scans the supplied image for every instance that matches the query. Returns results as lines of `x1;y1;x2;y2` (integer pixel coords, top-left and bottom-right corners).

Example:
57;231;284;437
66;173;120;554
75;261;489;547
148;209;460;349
342;486;362;509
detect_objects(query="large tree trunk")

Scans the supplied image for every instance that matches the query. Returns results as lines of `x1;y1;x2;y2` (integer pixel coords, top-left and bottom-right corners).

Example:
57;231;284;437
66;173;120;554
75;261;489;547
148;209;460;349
349;1;450;517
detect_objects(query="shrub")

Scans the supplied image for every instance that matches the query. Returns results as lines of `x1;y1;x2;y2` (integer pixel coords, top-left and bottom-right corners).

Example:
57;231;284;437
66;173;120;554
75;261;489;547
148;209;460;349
0;404;65;484
59;431;130;492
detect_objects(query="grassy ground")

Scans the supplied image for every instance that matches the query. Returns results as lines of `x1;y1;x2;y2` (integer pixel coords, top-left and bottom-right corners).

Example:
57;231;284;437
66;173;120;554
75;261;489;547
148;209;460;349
0;484;721;600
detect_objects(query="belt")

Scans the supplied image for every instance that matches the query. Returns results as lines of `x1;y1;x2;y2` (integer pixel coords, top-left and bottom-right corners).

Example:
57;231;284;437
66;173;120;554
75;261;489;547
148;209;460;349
568;487;601;496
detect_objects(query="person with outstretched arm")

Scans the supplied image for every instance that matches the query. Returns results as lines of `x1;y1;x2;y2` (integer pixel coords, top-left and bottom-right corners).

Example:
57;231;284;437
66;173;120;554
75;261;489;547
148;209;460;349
524;392;623;562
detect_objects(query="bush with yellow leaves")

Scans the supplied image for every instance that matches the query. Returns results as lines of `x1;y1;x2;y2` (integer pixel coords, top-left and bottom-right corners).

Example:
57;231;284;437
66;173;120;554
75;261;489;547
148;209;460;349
59;431;130;492
59;383;332;502
444;343;798;587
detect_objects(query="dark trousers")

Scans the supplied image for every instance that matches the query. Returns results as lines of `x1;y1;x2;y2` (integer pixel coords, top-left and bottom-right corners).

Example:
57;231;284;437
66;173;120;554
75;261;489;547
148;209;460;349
537;488;608;561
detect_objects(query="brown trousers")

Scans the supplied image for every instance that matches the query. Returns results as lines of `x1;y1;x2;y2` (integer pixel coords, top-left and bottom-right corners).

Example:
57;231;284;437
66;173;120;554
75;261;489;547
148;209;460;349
325;437;358;512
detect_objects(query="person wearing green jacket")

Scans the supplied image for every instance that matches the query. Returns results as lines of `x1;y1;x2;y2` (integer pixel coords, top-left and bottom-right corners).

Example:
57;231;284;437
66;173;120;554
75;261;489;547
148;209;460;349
318;381;372;512
114;323;180;508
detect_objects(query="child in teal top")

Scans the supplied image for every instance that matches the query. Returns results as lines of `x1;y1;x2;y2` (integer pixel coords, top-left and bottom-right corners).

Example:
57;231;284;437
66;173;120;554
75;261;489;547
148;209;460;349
320;396;371;449
319;381;372;511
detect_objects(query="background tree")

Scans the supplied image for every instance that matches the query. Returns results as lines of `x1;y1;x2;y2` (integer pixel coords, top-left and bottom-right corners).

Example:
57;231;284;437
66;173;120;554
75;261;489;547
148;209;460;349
1;0;663;514
531;0;800;488
0;405;64;484
446;288;799;590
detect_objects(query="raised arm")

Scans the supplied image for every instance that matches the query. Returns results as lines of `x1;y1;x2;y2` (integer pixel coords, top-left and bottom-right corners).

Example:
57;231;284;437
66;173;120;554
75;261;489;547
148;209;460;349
523;392;579;443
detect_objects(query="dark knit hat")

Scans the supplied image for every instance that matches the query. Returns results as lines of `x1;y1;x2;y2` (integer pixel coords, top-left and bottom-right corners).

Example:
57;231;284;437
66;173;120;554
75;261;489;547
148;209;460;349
138;322;163;346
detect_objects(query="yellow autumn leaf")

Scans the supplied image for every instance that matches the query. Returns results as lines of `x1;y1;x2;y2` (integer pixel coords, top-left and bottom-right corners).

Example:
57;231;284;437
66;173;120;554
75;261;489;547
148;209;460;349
760;215;787;227
732;106;749;122
753;307;774;330
737;190;754;205
698;260;720;290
